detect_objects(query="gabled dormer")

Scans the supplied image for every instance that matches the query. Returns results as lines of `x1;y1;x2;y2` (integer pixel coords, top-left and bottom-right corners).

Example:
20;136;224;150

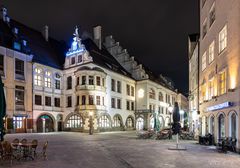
64;27;92;69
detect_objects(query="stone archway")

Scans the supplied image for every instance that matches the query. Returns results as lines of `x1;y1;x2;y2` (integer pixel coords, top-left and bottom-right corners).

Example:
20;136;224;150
37;114;55;133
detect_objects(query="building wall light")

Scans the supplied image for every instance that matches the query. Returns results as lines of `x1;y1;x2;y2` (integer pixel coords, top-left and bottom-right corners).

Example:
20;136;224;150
138;89;144;98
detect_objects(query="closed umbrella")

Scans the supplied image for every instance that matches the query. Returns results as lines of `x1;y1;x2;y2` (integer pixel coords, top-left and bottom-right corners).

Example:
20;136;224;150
0;76;6;141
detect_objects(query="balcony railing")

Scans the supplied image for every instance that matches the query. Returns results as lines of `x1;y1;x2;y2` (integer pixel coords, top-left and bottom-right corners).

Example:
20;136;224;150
76;85;106;92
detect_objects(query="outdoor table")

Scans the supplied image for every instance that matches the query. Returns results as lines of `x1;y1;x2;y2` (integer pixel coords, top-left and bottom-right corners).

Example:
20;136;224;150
11;142;34;160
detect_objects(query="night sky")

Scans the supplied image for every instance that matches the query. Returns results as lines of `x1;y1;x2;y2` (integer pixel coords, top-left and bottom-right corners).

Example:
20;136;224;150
2;0;199;95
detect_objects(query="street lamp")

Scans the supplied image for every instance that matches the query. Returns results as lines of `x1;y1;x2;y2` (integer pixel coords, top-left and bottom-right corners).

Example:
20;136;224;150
89;112;93;135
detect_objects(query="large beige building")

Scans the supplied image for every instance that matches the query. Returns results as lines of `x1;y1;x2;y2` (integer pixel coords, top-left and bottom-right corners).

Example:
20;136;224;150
0;7;188;134
199;0;240;150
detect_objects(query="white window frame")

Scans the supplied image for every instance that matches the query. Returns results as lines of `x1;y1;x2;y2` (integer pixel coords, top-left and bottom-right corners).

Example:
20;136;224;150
219;25;227;53
209;41;215;63
202;52;207;71
44;71;51;88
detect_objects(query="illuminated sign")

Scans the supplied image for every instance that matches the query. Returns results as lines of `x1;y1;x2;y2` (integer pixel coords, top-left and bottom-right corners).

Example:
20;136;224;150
66;48;84;56
206;102;233;111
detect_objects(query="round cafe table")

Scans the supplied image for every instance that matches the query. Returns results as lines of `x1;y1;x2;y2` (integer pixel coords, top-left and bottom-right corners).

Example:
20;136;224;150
11;142;34;160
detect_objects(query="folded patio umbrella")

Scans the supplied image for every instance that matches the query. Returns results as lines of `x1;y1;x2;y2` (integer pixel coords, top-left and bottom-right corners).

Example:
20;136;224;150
0;76;6;141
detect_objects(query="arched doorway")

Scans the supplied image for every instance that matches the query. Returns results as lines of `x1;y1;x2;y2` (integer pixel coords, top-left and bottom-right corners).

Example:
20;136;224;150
126;116;134;129
136;118;144;131
218;114;225;139
57;114;63;131
150;116;154;129
159;115;164;130
209;116;214;136
37;114;54;133
230;113;237;138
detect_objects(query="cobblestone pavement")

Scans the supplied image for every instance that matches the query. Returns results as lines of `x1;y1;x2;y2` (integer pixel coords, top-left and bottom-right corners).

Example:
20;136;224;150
1;131;240;168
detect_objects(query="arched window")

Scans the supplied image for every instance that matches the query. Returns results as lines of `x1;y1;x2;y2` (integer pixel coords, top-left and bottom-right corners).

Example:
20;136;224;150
126;117;134;128
159;92;163;101
150;116;154;129
67;76;72;89
231;113;236;138
55;73;61;89
113;115;122;127
218;114;225;139
34;68;42;86
66;114;82;128
44;71;51;88
209;116;214;135
99;115;110;128
136;118;144;130
149;88;155;99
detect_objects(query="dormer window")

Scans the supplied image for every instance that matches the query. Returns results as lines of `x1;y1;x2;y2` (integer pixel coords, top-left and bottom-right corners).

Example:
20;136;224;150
71;57;75;65
22;40;27;46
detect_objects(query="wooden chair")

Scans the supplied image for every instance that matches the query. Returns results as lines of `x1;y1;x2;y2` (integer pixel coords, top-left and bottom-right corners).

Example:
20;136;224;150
42;141;48;160
12;138;19;144
2;142;13;165
20;139;27;144
31;139;38;158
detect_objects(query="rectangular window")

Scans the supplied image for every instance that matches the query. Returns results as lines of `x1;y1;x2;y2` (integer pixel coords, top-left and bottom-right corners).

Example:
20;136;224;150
45;96;51;106
111;79;115;91
131;101;134;111
202;0;206;8
89;95;94;105
131;86;134;96
117;81;121;93
55;80;60;89
111;98;115;108
209;41;215;63
0;54;4;75
78;55;82;63
82;95;86;105
35;95;42;105
219;71;226;95
209;3;215;27
219;25;227;53
44;71;51;88
82;76;86;85
13;116;24;129
202;52;207;71
96;96;101;105
126;101;130;110
71;57;75;65
89;76;94;85
67;96;72;107
13;42;21;51
54;98;60;107
96;76;101;86
15;58;24;79
117;99;121;109
67;76;72;89
209;78;214;99
15;86;24;110
76;96;79;105
76;77;79;86
126;84;130;96
202;19;207;38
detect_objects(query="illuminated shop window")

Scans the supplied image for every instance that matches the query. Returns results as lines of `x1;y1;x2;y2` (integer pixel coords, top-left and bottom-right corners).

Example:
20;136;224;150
99;115;110;128
66;114;82;128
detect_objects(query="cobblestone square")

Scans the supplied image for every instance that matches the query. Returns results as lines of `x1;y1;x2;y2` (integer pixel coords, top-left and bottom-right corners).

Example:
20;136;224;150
1;131;240;168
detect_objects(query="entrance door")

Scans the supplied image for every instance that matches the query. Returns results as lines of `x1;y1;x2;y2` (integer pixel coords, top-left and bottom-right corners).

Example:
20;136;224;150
37;115;54;133
58;121;63;131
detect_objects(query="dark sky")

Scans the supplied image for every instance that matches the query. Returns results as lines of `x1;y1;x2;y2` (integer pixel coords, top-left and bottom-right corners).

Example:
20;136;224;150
2;0;199;95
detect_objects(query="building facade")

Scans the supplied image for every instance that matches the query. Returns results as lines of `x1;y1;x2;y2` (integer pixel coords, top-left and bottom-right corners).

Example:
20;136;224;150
199;0;240;150
0;7;188;133
188;34;200;137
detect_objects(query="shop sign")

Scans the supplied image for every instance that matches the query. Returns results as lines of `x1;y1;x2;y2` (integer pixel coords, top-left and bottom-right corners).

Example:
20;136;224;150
206;102;233;111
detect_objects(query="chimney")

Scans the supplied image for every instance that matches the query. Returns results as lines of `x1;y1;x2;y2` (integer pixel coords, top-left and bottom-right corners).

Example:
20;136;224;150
42;25;49;41
93;25;102;49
